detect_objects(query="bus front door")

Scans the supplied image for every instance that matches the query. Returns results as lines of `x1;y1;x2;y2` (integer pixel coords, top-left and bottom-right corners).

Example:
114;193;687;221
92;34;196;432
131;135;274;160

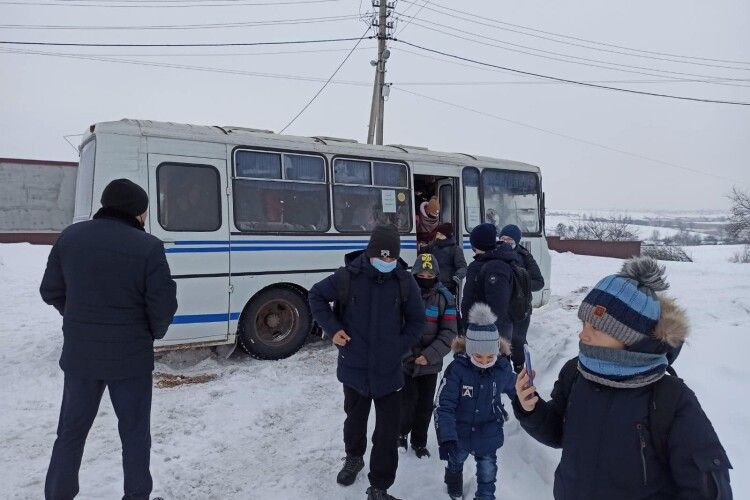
147;154;231;345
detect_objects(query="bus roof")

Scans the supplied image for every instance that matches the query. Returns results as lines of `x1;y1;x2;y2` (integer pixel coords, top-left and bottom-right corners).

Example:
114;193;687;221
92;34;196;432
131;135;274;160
85;119;541;173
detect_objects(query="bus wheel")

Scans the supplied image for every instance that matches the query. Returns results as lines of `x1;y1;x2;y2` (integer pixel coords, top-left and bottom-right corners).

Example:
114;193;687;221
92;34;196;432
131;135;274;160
237;287;311;360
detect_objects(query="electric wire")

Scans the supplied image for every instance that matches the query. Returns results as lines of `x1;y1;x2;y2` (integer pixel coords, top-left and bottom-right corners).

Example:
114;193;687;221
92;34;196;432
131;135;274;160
394;39;750;105
395;0;431;37
393;86;740;182
398;0;750;67
0;0;339;7
0;36;374;47
279;27;370;133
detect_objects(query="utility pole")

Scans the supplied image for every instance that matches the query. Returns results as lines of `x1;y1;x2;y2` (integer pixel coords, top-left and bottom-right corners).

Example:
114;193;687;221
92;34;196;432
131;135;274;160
367;0;393;145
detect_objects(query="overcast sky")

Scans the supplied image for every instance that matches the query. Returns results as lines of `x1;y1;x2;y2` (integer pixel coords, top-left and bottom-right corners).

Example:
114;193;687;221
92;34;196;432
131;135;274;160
1;0;748;210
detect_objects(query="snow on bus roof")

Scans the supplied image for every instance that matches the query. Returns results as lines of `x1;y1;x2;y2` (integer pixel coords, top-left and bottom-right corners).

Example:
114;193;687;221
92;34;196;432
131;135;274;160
87;119;540;173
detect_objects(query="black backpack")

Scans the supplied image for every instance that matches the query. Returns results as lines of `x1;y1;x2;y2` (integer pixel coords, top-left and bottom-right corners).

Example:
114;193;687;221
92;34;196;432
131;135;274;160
477;260;532;322
332;266;412;318
558;358;686;469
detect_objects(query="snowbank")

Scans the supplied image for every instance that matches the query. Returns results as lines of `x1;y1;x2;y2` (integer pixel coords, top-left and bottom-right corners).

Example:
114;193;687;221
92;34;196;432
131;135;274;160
0;243;747;499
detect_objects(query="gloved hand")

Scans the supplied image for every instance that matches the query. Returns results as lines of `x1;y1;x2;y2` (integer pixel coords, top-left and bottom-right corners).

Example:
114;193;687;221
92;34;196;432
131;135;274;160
439;440;458;461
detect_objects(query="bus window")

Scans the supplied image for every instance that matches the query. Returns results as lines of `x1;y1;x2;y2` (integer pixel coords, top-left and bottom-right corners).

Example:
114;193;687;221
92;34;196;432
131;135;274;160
233;150;329;233
481;169;540;234
439;183;453;224
157;163;221;232
333;158;411;233
462;167;481;232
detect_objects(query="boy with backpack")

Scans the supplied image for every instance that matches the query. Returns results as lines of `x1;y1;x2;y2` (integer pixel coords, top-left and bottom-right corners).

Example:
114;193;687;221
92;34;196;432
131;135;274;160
399;253;458;459
514;257;733;499
308;224;425;500
434;302;517;500
462;223;531;343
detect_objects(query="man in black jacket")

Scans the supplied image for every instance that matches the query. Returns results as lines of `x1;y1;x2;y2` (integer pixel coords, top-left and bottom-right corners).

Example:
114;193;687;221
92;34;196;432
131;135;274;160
499;224;545;372
40;179;178;500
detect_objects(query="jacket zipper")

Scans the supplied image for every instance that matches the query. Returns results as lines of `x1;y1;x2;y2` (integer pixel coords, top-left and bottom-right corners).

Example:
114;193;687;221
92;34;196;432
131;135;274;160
636;423;648;486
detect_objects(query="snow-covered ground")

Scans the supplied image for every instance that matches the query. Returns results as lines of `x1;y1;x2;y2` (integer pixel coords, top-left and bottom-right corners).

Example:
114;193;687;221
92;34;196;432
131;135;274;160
1;243;748;499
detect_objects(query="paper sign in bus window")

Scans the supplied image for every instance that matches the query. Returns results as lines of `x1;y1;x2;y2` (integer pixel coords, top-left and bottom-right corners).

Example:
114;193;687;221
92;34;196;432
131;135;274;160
381;189;397;213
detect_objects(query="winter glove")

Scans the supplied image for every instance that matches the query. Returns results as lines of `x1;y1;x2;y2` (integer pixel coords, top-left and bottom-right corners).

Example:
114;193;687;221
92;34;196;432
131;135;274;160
439;440;458;461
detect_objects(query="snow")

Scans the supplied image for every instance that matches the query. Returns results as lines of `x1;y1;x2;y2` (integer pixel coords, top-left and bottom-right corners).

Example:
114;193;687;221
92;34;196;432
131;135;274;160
1;242;748;499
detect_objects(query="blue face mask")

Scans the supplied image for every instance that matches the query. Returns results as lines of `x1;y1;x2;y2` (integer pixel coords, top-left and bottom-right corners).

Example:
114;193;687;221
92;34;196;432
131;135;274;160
371;258;398;273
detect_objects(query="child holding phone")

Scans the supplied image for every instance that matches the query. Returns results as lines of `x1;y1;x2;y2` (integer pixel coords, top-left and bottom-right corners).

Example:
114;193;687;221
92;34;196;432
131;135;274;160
434;302;517;500
514;257;733;499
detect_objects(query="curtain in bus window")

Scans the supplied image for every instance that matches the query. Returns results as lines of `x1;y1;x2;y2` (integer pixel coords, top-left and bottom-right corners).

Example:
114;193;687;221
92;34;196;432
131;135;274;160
481;170;540;233
373;162;407;187
462;168;481;231
157;164;221;232
233;179;328;232
333;185;411;233
283;154;325;182
235;151;282;179
334;159;371;185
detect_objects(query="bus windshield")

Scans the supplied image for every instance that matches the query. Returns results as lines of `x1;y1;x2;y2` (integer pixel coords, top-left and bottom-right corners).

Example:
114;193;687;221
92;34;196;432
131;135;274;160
482;169;540;234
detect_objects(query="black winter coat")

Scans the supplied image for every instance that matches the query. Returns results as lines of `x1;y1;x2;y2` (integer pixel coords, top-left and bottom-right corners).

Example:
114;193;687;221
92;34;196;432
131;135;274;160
513;358;733;500
423;238;468;287
461;244;519;339
308;251;425;398
40;210;178;380
516;244;544;292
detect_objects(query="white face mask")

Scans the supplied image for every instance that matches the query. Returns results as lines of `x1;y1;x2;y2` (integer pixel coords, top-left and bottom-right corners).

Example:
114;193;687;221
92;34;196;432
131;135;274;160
470;356;498;370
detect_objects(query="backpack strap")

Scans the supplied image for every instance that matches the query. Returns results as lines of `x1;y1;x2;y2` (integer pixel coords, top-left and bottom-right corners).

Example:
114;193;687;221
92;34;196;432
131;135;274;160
557;357;580;402
435;282;456;307
333;267;351;313
395;268;412;307
649;373;686;470
474;261;490;303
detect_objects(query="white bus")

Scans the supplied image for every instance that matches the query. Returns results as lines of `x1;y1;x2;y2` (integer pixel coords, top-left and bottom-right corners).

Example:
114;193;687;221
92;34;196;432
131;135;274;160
73;119;550;359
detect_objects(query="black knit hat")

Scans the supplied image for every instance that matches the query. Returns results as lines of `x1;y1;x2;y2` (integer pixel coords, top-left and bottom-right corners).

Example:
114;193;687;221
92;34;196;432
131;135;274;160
470;223;498;252
101;179;149;217
366;224;401;259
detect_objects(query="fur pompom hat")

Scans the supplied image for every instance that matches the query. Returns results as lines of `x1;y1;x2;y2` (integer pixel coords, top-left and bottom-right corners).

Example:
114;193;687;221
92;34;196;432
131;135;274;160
464;303;500;356
578;256;689;355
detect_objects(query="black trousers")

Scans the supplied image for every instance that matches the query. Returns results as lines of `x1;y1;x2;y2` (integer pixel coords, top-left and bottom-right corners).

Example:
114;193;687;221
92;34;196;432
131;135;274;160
399;373;438;448
45;374;153;500
511;315;532;369
343;385;401;491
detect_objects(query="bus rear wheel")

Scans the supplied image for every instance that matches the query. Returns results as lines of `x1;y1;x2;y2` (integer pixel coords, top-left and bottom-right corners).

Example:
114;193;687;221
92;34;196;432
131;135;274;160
238;287;312;360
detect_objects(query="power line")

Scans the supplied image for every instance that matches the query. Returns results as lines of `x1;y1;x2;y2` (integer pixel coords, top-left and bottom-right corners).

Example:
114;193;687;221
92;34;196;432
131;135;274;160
399;0;750;67
0;14;361;30
279;28;370;133
393;86;740;183
393;46;750;87
0;36;374;47
395;39;750;105
0;46;373;86
14;46;375;57
395;0;431;37
0;0;338;7
395;14;750;86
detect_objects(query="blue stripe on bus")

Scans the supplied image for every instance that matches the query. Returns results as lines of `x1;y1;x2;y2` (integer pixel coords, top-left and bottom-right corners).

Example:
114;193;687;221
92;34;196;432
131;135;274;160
173;238;414;245
166;244;418;254
172;312;241;324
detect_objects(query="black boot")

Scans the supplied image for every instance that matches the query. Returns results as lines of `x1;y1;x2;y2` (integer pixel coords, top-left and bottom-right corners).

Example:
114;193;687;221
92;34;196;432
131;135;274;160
412;445;431;459
445;467;463;499
397;435;407;452
366;486;401;500
336;455;364;486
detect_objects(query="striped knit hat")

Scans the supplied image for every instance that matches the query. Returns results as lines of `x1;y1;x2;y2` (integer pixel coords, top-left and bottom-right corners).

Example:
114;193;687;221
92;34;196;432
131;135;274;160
465;303;499;356
578;256;688;353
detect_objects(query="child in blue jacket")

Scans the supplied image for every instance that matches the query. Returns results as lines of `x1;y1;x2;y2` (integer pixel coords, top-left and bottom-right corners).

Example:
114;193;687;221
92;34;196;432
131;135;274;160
434;302;517;500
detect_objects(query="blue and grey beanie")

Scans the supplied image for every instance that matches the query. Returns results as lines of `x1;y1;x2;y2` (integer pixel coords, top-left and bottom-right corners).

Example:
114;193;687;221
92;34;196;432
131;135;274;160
465;302;500;356
578;257;689;353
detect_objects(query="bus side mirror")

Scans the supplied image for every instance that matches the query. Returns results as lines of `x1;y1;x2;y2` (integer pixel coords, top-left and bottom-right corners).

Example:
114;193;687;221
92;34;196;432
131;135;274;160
541;192;546;232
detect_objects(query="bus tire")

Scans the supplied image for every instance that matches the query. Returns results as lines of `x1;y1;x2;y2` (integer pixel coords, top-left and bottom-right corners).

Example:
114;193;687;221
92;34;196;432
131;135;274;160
237;287;312;360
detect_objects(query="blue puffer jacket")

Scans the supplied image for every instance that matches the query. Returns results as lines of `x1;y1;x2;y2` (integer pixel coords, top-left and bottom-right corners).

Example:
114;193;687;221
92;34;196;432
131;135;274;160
461;243;520;339
513;358;733;500
434;339;517;456
308;251;425;399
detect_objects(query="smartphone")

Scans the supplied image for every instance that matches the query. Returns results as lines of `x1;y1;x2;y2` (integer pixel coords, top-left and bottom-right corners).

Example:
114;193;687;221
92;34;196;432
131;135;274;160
524;345;534;386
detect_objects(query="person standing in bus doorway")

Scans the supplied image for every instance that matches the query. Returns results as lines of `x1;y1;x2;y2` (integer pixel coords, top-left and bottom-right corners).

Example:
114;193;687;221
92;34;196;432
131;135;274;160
40;179;178;500
308;224;425;500
461;223;517;343
416;195;441;249
398;253;458;459
499;224;545;373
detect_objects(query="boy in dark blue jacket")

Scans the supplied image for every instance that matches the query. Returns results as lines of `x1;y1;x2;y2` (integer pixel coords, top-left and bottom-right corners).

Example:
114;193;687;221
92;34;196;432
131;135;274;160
435;302;517;500
515;257;733;500
309;225;425;500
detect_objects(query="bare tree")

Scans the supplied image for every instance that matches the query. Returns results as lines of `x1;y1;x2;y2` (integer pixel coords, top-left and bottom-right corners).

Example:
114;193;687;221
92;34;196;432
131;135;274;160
728;187;750;241
573;220;640;241
555;223;568;238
